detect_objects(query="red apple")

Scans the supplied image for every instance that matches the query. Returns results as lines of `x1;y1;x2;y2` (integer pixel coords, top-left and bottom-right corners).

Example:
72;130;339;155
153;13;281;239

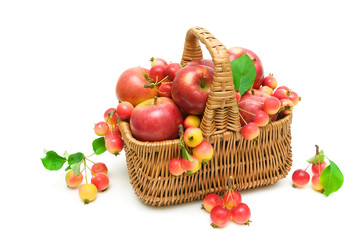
228;47;264;89
116;67;157;106
187;59;214;69
164;63;182;81
168;158;184;176
172;65;214;115
130;97;183;142
192;141;214;164
238;96;264;126
158;82;172;98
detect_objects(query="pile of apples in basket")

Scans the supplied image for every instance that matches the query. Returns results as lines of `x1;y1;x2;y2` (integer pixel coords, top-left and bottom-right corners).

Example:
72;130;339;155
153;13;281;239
116;46;300;144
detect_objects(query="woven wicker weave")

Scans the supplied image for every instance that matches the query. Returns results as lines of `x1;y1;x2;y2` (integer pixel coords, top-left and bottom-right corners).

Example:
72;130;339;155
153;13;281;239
118;26;293;206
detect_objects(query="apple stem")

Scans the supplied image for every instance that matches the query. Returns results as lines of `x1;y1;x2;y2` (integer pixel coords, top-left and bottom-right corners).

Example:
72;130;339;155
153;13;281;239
86;164;96;176
315;144;319;155
199;76;206;88
83;159;88;184
238;107;256;116
153;96;158;105
239;112;248;125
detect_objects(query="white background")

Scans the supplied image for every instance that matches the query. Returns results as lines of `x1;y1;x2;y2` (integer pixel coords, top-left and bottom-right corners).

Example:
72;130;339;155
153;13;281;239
1;0;358;239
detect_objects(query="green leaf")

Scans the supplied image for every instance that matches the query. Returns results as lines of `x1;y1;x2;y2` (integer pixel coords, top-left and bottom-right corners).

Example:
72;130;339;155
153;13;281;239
182;146;194;162
307;150;325;164
41;150;67;171
70;162;82;175
319;160;344;197
92;137;106;155
230;54;256;94
68;152;84;165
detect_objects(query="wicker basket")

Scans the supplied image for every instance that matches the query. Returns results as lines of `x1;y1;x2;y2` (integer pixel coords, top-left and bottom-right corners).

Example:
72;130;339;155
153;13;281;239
118;26;293;207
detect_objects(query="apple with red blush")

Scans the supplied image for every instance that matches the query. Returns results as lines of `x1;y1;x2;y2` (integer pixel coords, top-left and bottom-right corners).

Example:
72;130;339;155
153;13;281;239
183;115;201;129
192;141;214;164
172;65;214;115
164;63;182;81
187;59;214;69
130;97;183;142
116;67;157;106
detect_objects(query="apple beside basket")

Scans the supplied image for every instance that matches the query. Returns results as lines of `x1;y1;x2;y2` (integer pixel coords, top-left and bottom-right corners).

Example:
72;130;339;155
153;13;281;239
118;26;293;207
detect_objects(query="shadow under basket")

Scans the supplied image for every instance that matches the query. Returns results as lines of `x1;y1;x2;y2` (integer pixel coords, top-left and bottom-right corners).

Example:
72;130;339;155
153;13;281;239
118;26;293;207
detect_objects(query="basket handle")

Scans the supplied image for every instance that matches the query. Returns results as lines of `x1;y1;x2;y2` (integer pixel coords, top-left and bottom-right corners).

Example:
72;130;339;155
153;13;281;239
181;27;241;141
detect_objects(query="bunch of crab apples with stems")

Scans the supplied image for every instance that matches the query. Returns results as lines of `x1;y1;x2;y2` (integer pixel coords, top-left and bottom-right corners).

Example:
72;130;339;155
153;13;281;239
236;78;301;141
72;162;110;204
228;46;301;141
202;176;251;228
291;145;344;197
168;115;214;176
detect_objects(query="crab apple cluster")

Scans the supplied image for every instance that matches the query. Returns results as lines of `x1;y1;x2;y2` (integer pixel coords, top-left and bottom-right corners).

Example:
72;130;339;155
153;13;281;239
169;123;214;176
65;162;110;204
203;177;251;228
292;146;327;193
237;74;301;141
292;164;325;192
94;105;131;156
148;57;182;98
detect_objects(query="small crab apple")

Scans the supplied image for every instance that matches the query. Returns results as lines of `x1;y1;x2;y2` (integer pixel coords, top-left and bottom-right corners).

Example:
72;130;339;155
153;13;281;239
149;64;166;83
104;108;118;126
277;86;290;91
210;205;231;228
312;162;328;175
259;86;273;96
183;115;201;129
263;74;277;89
273;88;290;100
231;203;251;225
263;96;281;115
91;172;110;191
94;122;110;136
181;156;201;174
203;194;223;212
116;101;134;120
105;133;123;155
91;162;108;176
292;169;310;187
164;63;182;81
158;82;172;98
289;91;301;106
241;122;260;140
65;170;83;188
192;141;214;164
78;183;97;204
223;180;242;210
169;158;184;176
249;89;271;100
184;127;203;147
150;57;168;67
253;110;269;127
280;99;294;115
311;174;324;192
105;128;121;141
